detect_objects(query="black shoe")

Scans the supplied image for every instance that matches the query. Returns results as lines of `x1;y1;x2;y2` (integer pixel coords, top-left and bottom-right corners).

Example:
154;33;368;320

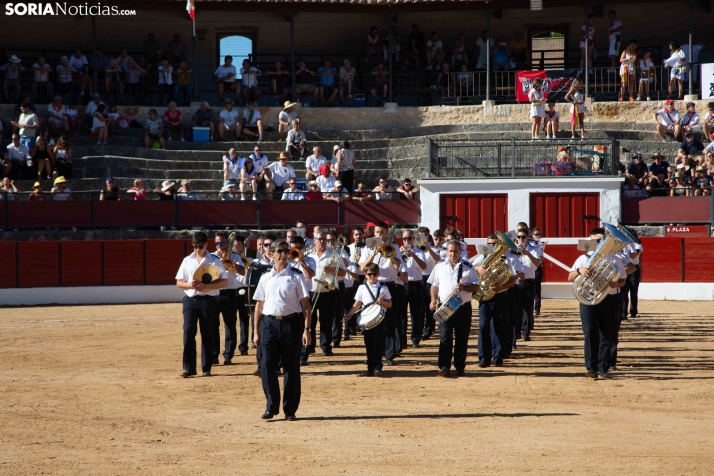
343;335;351;341
300;360;309;366
253;368;261;376
179;371;196;378
411;342;420;348
456;370;465;377
309;348;315;354
610;365;618;371
586;371;598;379
437;369;451;378
478;362;490;368
202;371;212;377
324;350;334;357
359;371;375;377
261;412;274;420
240;351;248;356
630;313;637;318
386;359;395;366
535;310;540;316
599;371;613;380
223;359;234;365
422;334;431;340
212;357;219;365
395;353;402;358
494;360;504;367
374;370;384;377
285;415;297;421
333;342;341;348
364;359;369;364
523;336;531;342
275;368;282;375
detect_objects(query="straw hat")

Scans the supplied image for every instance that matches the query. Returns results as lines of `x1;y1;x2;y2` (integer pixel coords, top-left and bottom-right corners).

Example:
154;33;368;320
33;182;42;189
282;101;297;110
161;180;175;191
278;152;290;160
9;55;21;63
54;176;67;186
307;180;318;187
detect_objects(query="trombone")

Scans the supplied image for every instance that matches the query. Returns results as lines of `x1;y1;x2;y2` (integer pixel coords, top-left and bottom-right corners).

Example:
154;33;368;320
220;232;240;272
378;225;397;258
311;236;347;312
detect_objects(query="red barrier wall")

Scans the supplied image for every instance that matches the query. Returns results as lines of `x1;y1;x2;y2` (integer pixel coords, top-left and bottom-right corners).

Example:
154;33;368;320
261;201;338;226
94;202;175;227
18;242;60;288
539;244;583;283
146;240;186;285
178;201;258;227
639;237;682;283
103;241;145;286
9;202;92;229
683;238;714;283
0;242;18;288
530;193;600;238
344;201;420;225
61;241;103;287
623;197;711;224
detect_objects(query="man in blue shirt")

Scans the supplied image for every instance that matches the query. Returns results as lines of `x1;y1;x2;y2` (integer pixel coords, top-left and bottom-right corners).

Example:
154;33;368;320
317;59;337;107
679;130;705;159
648;154;670;181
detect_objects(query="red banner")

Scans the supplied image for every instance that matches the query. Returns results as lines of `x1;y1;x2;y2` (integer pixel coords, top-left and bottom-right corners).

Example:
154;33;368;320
516;70;547;102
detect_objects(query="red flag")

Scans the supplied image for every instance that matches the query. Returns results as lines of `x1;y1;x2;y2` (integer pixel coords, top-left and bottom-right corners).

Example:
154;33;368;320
186;0;195;20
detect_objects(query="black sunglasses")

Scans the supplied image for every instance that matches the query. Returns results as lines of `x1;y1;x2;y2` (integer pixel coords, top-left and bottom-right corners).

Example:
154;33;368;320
517;235;528;239
366;272;378;276
193;245;205;249
274;248;289;254
215;241;226;246
263;243;272;247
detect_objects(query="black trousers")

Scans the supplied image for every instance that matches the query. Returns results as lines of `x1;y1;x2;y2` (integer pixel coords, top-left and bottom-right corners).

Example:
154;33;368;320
625;266;640;317
422;276;435;337
302;290;337;361
505;286;522;354
212;289;238;360
478;292;507;365
332;281;346;345
389;282;406;353
579;293;618;373
343;282;360;337
405;281;424;344
534;265;543;314
364;319;386;373
260;314;304;416
383;282;400;360
519;279;536;338
236;289;250;353
437;303;472;372
337;168;355;191
182;295;217;374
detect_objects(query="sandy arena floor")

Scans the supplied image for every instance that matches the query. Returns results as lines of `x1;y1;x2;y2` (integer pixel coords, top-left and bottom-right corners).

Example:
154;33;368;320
1;299;713;475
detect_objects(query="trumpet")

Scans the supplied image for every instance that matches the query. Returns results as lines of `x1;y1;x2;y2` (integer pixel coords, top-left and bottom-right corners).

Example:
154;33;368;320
289;248;303;261
378;225;397;258
416;240;428;252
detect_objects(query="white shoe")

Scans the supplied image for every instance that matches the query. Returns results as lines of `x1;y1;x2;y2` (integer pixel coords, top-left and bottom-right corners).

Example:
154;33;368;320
635;97;641;101
530;139;535;142
97;141;102;145
580;136;585;141
252;196;257;201
181;137;185;142
162;147;166;150
545;135;551;140
241;196;246;201
647;97;651;101
436;66;441;70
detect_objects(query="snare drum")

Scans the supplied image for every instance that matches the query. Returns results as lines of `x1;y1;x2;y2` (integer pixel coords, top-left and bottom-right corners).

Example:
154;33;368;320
356;303;386;331
434;294;464;325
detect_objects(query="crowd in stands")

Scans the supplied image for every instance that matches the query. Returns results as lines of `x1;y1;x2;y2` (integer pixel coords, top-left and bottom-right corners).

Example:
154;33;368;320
624;148;713;197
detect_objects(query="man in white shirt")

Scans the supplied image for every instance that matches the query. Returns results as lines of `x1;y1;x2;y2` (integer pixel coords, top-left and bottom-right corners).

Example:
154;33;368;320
515;229;542;341
6;134;31;178
218;99;239;141
47;95;67;134
267;152;296;198
282;179;305;201
474;30;493;70
31;56;53;103
238;101;263;141
305;146;326;181
239;59;262;106
278;101;299;140
425;31;444;70
400;230;428;348
317;169;336;192
653;99;681;142
11;104;38;151
567;227;626;380
681;101;701;134
324;180;350;202
607;10;623;72
175;231;228;378
231;236;253;356
428;240;480;377
157;59;174;105
214;55;237;103
68;50;89;70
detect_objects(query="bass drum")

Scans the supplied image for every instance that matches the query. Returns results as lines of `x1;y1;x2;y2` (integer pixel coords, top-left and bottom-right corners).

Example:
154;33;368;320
356;303;386;332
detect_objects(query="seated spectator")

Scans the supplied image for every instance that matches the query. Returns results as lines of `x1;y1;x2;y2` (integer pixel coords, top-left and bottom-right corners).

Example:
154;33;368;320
1;55;25;104
219;182;238;200
239;101;263;140
451;33;468;68
157;59;174;105
669;172;690;196
693;166;712;195
317;164;336;192
510;31;529;69
177;180;198;200
28;181;49;201
279;101;298;140
55;56;77;101
339;60;357;105
223;148;242;183
455;64;473;93
681;102;701;135
544;100;560;139
78;64;93;98
649;153;670;181
6;134;31;180
679;130;704;159
120;58;146;104
286;118;308;161
164;102;184;141
436;62;453;96
317;59;338;107
282;179;305;201
372;177;396;200
47;96;67;134
305;146;326;181
192;102;214;140
294;58;318;104
370;60;389;106
404;37;424;70
146;49;166;76
173;61;193;107
92;104;112;146
154;180;176;201
90;48;109;72
69;49;89;72
244;145;271;193
626;152;649;186
703;102;714;143
105;58;122;96
425;31;444;70
305;181;323;200
324;180;350;202
267;152;296;197
365;27;381;61
352;182;373;203
84;93;106;128
53;136;72;179
623;175;641;197
143;108;164;149
65;101;79;135
115;48;131;70
383;25;401;63
646;173;670;196
397;178;419;200
214;55;237;103
218;99;239;141
52;176;72;201
239;59;261;106
127;179;149;201
168;33;187;64
100;177;121;201
38;125;55;148
143;33;160;59
31;56;53;103
1;177;18;200
492;37;512;71
268;62;290;103
32;137;54;180
239;156;259;201
106;104;120;134
654;99;681;142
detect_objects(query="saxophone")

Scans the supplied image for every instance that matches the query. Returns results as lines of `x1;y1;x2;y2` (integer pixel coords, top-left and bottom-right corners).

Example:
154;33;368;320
573;223;630;306
473;231;518;302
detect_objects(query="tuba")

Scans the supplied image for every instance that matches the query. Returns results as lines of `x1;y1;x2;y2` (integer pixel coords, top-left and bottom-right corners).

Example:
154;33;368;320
572;223;630;306
473;231;518;302
378;225;397;258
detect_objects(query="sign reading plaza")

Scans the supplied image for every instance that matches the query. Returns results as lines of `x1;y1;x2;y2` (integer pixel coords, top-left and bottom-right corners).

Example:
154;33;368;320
5;2;136;16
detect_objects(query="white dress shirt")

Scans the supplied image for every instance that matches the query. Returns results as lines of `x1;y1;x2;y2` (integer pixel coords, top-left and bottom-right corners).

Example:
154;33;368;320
354;282;392;306
282;189;305;200
212;251;242;289
344;262;359;288
471;253;517;295
427;259;479;303
402;247;427;282
519;244;543;280
290;255;316;274
627;242;643;265
359;245;403;284
307;248;346;293
253;266;310;316
571;253;626;296
423;244;440;277
175;252;228;297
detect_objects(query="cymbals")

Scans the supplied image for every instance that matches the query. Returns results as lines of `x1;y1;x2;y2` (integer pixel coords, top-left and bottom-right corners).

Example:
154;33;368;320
193;264;222;284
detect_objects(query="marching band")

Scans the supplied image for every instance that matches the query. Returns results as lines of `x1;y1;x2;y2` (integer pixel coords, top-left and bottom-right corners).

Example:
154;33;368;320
176;219;643;418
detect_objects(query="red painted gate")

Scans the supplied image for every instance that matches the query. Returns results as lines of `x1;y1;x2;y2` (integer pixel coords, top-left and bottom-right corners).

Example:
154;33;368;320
530;193;600;237
440;194;508;238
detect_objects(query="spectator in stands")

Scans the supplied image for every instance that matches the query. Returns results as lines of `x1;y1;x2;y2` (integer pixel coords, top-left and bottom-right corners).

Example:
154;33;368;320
168;33;187;64
47;96;67;135
143;108;164;149
680;130;704;160
268;62;290;104
623;175;641;197
223;148;242;183
174;61;192;107
404;37;424;70
1;55;25;104
267;152;296;198
366;27;382;62
565;78;587;140
146;49;166;77
84;93;106;128
544;100;559;139
636;49;654;101
121;58;146;105
294;58;318;105
607;10;623;72
142;33;160;60
324;180;350;202
529;79;546;140
337;60;356;106
157;59;174;105
65;101;79;136
214;55;237;103
6;134;30;180
693;166;712;195
177;180;198;200
239;156;259;201
397;178;419;200
305;181;323;200
279;101;298;140
91;48;109;71
55;56;77;101
669;172;690;196
626;152;648;186
649;153;670;180
31;56;53;103
28;182;48;201
579;15;595;74
32;137;54;179
219;182;238;200
239;101;263;141
305;146;326;181
164;102;184;142
69;50;89;92
105;103;120;134
451;33;468;68
116;49;131;70
246;145;270;190
218;99;239;141
510;31;529;69
352;182;372;203
192;102;215;140
654;99;681;142
317;59;338;107
286;118;308;161
408;24;426;52
619;41;637;102
1;177;18;200
371;60;389;106
330;145;340;174
335;140;356;191
11;103;39;152
436;62;453;97
90;104;111;146
665;41;687;100
54;136;72;180
492;37;512;71
104;58;122;97
154;180;176;201
702;102;714;142
37;125;55;148
127;179;149;201
52;176;72;201
78;64;93;98
426;31;445;70
646;173;670;196
372;177;396;200
474;30;493;70
93;183;120;214
282;178;305;201
383;25;401;63
317;164;336;192
240;59;261;106
681;102;701;136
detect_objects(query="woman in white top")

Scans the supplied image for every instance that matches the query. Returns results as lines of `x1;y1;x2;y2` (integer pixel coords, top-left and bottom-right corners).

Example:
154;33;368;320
565;78;586;140
619;41;637;102
637;49;654;101
54;136;73;179
335;139;356;190
665;40;687;99
528;78;546;140
451;33;468;67
92;104;112;145
239;156;259;201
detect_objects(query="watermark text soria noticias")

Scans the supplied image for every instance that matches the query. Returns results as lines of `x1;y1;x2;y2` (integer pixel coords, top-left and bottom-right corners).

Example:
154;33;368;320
5;3;136;16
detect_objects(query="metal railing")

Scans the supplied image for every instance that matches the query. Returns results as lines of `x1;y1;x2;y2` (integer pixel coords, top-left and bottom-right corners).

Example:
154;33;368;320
427;138;619;178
